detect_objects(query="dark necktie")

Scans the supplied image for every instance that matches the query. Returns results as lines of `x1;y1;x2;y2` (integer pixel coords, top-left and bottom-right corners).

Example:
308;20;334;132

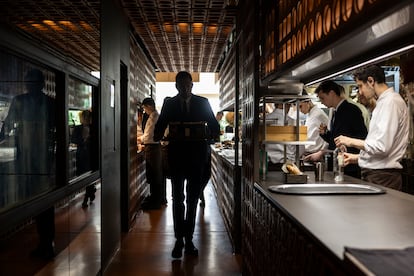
182;101;188;115
330;110;336;130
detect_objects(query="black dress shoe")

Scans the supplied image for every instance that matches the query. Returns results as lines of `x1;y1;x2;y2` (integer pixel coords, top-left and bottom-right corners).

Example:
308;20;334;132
184;241;198;256
172;239;184;258
89;194;95;202
30;245;55;260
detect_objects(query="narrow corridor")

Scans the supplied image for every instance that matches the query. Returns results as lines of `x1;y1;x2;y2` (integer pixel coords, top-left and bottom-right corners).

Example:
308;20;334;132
105;181;242;275
0;181;242;275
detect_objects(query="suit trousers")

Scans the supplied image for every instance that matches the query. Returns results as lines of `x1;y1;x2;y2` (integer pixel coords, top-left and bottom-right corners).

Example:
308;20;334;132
170;168;204;241
144;144;162;204
361;168;403;191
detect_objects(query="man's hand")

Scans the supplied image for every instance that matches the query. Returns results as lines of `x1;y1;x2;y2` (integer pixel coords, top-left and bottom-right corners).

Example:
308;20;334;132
343;152;359;166
334;135;352;148
303;150;324;162
335;135;366;151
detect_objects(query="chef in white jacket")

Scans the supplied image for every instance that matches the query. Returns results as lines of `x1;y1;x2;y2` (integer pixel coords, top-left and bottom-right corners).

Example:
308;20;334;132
298;94;330;156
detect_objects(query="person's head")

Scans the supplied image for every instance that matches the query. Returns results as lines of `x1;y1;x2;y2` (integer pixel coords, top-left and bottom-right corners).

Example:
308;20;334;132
225;112;235;126
298;90;314;114
314;80;342;108
25;68;45;94
354;64;386;100
357;92;376;111
80;110;92;125
216;111;224;121
142;97;156;114
272;103;292;116
175;71;193;100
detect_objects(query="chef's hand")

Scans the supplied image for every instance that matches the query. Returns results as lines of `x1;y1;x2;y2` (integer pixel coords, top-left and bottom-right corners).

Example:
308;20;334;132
334;135;352;148
303;150;324;162
319;123;327;135
343;152;359;166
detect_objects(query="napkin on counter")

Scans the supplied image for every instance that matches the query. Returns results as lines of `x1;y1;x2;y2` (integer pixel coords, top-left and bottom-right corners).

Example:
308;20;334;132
344;246;414;276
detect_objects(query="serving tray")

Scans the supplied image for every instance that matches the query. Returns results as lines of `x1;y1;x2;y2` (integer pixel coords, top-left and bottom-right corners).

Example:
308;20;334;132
268;184;386;195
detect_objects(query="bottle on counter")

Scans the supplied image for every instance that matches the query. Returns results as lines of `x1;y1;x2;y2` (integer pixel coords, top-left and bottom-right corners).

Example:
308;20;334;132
333;145;347;182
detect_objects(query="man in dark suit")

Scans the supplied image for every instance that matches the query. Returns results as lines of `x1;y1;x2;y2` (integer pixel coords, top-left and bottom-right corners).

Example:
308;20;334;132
154;71;219;258
309;80;367;178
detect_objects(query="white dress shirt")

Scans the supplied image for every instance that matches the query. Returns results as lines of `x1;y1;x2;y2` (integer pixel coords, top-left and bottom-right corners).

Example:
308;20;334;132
359;87;408;169
305;106;329;153
142;110;159;144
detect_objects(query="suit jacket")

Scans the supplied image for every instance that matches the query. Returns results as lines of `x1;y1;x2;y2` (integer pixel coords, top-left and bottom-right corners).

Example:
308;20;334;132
321;100;367;152
321;100;367;177
154;94;220;175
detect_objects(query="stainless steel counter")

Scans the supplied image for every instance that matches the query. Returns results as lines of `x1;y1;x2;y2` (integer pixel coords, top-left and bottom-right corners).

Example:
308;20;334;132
211;145;242;167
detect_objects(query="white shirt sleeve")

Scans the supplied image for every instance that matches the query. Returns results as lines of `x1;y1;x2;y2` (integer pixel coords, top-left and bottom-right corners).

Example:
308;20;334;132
305;107;329;153
359;89;409;169
142;111;159;144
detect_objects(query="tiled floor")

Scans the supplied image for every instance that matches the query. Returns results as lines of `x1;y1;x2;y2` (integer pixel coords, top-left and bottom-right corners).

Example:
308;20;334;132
105;181;242;275
0;181;242;275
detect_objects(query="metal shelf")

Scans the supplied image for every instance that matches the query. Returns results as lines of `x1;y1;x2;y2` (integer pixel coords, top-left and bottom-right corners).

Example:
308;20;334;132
259;94;314;103
262;141;315;145
259;88;312;180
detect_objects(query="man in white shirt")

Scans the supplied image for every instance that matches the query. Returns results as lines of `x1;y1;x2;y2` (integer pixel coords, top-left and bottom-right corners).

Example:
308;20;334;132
138;97;163;209
334;65;409;190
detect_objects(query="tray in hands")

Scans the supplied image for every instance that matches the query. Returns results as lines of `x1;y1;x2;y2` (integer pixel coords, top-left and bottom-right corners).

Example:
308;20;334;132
268;183;386;195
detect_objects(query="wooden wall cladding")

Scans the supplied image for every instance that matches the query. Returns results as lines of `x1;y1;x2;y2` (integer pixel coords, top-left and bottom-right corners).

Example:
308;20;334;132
219;44;237;110
127;35;156;227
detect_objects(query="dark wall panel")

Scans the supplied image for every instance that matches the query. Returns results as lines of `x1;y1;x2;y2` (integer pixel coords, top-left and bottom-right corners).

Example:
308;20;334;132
100;0;130;270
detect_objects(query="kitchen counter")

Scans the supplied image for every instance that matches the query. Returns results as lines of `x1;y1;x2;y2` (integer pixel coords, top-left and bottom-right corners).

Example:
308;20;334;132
210;145;241;253
253;171;414;274
211;145;242;167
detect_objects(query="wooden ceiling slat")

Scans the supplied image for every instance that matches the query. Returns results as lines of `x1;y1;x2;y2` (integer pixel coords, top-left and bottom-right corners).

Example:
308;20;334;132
0;0;235;73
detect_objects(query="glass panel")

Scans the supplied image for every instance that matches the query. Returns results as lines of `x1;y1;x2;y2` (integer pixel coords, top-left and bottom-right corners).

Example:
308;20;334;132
0;52;56;211
68;77;97;179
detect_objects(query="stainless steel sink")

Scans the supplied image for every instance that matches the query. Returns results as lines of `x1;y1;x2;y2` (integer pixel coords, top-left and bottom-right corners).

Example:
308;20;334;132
268;183;386;195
